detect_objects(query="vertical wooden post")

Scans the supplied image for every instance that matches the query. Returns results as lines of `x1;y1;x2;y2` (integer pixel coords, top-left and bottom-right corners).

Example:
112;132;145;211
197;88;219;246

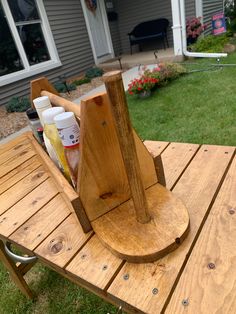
103;71;151;224
0;240;33;299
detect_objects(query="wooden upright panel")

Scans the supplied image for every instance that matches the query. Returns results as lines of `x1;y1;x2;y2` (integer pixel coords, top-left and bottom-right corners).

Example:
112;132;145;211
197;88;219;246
78;92;158;222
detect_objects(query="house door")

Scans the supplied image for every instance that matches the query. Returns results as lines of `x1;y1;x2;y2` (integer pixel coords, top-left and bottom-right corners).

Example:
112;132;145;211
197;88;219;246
81;0;114;64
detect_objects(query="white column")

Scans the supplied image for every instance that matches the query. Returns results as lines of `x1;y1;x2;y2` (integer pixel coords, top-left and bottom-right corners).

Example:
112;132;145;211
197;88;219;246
195;0;203;18
171;0;183;56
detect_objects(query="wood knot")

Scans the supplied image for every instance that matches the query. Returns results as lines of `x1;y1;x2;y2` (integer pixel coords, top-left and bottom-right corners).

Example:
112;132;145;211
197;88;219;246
100;192;113;199
19;150;28;156
14;144;23;150
94;96;103;106
50;241;63;254
32;171;44;180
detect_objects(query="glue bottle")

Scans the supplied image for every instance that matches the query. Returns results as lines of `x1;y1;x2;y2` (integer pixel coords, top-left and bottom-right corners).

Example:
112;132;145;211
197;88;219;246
42;107;71;182
54;112;80;188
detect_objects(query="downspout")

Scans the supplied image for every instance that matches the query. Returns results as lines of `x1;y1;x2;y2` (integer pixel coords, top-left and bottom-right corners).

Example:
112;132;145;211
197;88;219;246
179;0;227;58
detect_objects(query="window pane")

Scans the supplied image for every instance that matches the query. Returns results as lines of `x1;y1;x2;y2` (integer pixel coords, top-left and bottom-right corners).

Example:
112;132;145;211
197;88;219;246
7;0;39;22
17;23;50;65
0;3;24;76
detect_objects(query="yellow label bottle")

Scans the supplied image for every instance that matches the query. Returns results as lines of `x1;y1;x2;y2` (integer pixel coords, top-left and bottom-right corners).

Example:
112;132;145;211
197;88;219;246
42;107;71;183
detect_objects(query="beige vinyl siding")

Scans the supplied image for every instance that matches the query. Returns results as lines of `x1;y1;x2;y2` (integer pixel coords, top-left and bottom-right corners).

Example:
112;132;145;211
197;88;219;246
203;0;224;35
0;0;94;106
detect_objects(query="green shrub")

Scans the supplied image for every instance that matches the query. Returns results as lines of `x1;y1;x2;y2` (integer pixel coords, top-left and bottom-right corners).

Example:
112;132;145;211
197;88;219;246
73;77;91;85
6;97;31;112
143;63;187;87
191;34;229;53
85;67;104;79
54;82;77;93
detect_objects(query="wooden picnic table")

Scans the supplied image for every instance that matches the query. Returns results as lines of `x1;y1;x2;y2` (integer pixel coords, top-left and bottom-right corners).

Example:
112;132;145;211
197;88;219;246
0;131;235;313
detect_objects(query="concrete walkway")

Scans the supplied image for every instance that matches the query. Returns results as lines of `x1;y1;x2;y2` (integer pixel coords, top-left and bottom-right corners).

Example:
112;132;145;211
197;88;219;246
73;65;157;104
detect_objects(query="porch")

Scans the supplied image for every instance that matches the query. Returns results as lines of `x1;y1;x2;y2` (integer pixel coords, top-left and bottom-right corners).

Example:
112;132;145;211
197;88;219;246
99;48;178;70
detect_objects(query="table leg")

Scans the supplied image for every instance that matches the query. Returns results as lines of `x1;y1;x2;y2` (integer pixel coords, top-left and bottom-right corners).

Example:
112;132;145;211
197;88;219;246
0;239;33;299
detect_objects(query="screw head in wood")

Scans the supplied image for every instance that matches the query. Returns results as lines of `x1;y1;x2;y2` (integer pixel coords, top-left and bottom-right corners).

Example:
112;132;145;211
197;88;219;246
208;262;216;269
152;288;158;295
123;274;129;280
102;265;108;271
81;254;87;259
229;208;235;215
182;299;189;306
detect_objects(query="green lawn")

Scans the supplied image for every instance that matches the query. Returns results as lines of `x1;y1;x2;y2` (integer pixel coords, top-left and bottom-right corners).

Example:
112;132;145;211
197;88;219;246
1;53;236;314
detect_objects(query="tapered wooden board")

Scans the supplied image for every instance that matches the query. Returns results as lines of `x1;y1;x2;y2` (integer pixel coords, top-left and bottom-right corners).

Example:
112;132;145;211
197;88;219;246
166;154;236;314
78;93;158;222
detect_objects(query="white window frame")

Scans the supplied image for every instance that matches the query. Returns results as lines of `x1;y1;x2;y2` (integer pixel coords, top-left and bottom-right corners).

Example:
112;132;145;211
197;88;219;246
0;0;61;87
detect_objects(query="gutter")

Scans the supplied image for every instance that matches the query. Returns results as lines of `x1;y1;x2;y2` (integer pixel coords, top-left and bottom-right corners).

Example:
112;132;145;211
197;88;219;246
179;0;227;58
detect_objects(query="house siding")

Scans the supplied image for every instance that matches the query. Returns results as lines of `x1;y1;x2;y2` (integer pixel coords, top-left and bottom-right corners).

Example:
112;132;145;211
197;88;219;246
109;0;196;54
203;0;224;35
185;0;196;18
0;0;94;106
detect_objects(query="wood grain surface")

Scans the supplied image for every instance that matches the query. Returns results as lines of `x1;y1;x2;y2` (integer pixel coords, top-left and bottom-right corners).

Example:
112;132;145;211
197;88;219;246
108;145;235;313
35;213;93;269
166;152;236;314
92;183;190;263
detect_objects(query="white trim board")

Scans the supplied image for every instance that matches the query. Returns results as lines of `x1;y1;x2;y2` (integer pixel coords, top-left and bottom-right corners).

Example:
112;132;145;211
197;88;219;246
80;0;114;64
0;0;61;87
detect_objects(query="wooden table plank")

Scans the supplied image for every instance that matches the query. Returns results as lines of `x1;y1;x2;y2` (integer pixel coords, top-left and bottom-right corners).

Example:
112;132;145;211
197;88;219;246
0;157;41;195
35;213;93;269
10;194;71;251
144;141;169;157
0;156;40;187
0;178;58;238
0;142;32;165
161;142;199;190
0;146;36;178
0;166;49;216
166;154;236;314
107;145;235;314
0;133;30;155
66;235;124;290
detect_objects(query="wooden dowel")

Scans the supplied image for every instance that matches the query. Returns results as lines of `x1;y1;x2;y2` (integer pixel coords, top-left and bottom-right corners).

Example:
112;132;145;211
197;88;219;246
41;91;81;120
103;71;151;224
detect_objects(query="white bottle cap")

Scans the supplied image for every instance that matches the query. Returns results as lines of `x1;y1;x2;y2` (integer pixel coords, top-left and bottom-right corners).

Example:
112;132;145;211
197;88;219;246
33;96;51;109
42;107;65;125
54;112;77;129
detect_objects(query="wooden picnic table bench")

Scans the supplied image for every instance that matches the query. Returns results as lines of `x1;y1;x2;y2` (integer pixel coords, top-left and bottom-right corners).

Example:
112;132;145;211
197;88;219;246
0;74;236;314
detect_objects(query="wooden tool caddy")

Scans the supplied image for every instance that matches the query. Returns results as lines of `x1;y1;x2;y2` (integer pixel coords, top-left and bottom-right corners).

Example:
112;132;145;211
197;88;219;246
31;71;190;263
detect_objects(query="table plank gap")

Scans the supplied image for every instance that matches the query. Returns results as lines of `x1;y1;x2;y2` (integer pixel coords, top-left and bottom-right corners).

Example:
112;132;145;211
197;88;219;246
166;152;236;314
107;144;235;314
9;194;71;251
0;166;49;216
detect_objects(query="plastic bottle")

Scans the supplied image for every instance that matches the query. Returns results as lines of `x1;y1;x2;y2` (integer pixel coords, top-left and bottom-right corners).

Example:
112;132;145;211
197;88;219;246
26;108;42;143
42;107;71;182
54;112;80;188
33;96;52;126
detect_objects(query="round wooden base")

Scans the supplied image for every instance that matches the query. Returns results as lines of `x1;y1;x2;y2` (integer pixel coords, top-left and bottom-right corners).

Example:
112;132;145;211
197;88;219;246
92;183;190;263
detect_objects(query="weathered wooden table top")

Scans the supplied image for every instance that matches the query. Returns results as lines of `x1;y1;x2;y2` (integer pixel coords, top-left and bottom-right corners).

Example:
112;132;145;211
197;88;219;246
0;132;235;314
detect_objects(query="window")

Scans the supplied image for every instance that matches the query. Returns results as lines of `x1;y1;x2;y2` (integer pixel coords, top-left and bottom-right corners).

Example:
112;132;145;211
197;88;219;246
0;0;61;86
